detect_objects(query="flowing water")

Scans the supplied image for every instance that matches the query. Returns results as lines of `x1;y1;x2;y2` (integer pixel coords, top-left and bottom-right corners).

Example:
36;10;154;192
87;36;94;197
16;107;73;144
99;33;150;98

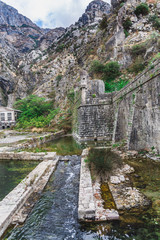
0;161;38;201
4;137;160;239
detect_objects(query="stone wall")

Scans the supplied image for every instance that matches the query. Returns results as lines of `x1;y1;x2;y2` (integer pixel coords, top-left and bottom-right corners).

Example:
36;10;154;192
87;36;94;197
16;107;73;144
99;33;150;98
74;75;114;142
113;60;160;153
75;60;160;153
77;103;114;141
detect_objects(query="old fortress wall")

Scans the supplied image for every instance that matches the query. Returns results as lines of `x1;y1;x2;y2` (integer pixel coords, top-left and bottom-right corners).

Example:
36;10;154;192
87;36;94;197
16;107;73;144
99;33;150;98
74;59;160;153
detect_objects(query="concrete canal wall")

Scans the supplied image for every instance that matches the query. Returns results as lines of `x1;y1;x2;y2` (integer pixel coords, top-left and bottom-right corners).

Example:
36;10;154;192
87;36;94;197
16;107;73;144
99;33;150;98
0;153;58;238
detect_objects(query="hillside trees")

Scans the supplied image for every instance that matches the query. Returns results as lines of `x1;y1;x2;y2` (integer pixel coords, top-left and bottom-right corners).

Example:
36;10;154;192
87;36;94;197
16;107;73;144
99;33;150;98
14;95;58;128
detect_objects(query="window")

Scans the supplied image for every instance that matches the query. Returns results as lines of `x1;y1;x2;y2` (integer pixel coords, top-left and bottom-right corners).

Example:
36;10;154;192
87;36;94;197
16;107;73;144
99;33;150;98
7;113;12;121
0;113;5;121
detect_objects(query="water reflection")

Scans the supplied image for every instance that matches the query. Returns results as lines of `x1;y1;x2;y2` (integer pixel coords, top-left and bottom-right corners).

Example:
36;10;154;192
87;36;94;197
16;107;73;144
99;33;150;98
0;161;38;200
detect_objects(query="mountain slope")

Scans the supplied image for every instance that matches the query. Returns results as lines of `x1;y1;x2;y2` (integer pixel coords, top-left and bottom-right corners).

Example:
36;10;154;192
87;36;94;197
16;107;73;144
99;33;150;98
0;0;159;109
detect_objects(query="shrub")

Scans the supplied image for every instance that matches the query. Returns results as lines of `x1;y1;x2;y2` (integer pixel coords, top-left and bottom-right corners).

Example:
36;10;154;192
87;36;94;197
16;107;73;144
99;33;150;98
123;17;132;31
14;95;58;129
87;148;122;173
90;61;121;83
124;29;129;38
56;44;65;53
67;90;75;103
134;3;149;17
90;60;104;74
131;43;146;57
103;61;121;82
99;15;108;30
149;15;160;31
123;18;132;37
128;57;145;74
120;3;124;8
105;77;129;92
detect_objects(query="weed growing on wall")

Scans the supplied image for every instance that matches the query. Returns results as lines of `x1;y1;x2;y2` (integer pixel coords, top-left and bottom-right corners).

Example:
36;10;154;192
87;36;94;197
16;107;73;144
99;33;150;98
87;148;122;173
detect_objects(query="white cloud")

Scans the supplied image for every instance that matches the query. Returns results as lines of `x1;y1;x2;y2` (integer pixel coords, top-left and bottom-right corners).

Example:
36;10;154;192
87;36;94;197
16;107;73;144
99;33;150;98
2;0;111;28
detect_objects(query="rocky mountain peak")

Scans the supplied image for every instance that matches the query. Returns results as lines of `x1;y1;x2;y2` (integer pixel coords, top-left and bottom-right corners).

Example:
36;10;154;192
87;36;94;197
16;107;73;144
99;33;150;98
78;0;111;26
0;0;38;28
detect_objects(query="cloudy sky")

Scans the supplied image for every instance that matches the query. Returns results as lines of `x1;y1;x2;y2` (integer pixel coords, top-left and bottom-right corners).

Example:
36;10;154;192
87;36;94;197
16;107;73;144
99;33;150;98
3;0;110;28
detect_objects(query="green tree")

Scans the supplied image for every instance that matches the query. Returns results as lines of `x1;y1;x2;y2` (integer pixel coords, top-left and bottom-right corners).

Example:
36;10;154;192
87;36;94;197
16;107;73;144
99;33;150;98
103;61;121;82
134;3;149;16
90;60;104;74
14;95;58;129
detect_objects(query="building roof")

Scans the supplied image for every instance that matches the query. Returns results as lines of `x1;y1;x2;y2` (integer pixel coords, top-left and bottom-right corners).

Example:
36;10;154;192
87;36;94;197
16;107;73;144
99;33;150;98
0;106;21;112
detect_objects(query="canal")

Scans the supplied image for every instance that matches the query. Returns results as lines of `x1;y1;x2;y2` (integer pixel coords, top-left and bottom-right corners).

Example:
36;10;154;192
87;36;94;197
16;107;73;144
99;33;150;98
4;137;160;239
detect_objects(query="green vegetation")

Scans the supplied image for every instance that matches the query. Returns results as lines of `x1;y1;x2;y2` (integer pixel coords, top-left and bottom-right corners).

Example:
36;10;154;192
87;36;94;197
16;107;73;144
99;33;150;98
90;60;123;92
90;60;104;74
105;77;129;92
120;2;124;8
103;61;121;81
14;95;58;129
55;44;65;53
28;35;39;40
123;17;132;31
123;17;132;37
124;29;129;38
149;52;160;65
128;56;145;74
134;3;149;17
90;60;121;81
86;148;122;173
99;15;108;30
56;74;63;86
149;15;160;31
67;89;75;103
131;43;146;57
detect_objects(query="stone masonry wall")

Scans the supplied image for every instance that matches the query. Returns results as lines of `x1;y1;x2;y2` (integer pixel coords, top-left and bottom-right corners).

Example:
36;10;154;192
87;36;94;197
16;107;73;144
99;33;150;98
113;59;160;153
74;77;114;142
75;60;160;152
78;103;114;141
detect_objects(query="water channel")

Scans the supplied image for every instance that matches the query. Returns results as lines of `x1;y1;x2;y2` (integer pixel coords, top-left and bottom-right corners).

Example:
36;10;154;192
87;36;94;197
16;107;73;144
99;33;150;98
4;137;160;239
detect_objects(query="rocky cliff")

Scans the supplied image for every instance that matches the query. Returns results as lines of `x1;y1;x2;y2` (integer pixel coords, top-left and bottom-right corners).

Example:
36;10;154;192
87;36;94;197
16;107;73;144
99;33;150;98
0;0;159;110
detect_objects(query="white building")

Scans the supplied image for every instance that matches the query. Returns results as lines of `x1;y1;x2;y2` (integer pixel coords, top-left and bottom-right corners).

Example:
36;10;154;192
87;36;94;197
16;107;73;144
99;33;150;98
0;107;21;129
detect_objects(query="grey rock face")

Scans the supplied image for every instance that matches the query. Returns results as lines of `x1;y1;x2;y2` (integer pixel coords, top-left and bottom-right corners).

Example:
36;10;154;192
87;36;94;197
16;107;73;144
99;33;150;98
111;0;124;8
0;1;64;53
78;0;111;26
0;1;38;28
